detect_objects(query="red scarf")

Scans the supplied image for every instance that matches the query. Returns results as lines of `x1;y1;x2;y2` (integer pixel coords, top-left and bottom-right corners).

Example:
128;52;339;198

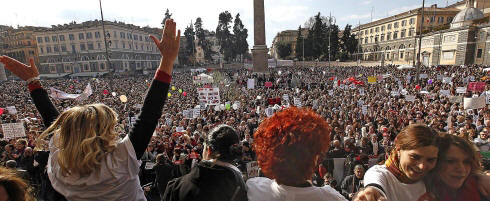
437;176;481;201
385;149;418;184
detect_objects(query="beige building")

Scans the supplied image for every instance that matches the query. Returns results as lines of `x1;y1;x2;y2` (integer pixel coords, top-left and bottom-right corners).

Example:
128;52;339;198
270;28;308;59
34;20;162;76
353;0;490;66
2;27;41;68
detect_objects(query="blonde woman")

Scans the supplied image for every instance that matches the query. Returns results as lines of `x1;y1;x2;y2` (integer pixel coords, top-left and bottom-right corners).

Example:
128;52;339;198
0;19;180;201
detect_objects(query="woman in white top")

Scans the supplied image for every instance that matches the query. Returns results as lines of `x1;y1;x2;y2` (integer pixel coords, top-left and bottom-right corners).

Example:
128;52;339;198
0;19;180;201
247;107;347;201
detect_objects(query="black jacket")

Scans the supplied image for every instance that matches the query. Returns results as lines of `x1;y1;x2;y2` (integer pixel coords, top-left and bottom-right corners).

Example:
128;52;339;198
164;161;248;201
340;174;363;200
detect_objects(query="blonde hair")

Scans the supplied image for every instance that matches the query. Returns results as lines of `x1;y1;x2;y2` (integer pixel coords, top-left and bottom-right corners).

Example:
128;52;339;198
37;104;118;177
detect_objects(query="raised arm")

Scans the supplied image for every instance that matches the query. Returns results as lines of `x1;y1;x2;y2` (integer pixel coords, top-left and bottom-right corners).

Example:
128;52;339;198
129;19;180;159
0;56;59;127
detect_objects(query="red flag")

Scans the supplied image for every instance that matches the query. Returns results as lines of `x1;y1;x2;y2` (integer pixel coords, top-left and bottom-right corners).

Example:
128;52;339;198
0;108;4;115
103;89;109;95
329;76;335;81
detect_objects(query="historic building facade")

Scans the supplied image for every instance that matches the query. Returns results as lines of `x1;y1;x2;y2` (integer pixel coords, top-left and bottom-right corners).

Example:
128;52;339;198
34;20;163;76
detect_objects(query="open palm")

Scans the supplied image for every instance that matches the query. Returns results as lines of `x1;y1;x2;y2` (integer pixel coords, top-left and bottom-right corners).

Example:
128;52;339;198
150;19;181;75
0;56;39;81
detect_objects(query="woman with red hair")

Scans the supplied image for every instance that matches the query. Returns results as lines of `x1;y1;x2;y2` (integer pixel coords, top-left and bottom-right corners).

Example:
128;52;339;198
247;107;347;201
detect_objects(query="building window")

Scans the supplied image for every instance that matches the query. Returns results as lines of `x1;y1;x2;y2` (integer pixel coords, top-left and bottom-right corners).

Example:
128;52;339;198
402;20;406;27
98;43;101;49
375;36;378;42
129;43;132;49
443;51;454;60
61;45;67;52
387;24;392;30
120;32;125;38
100;63;105;70
69;34;75;40
59;35;65;41
375;27;379;32
88;43;94;50
54;45;59;52
438;17;444;23
409;29;414;37
381;35;385;41
133;34;138;40
409;18;415;25
80;44;86;51
364;38;368;43
381;26;385;31
387;33;391;40
71;45;76;53
400;52;404;59
401;30;406;38
40;47;44;53
37;37;43;43
370;29;373;34
84;64;89;71
113;31;117;38
86;32;92;39
139;35;143;41
393;32;398;39
394;22;399;28
46;46;52;53
79;33;84;40
477;49;483;58
44;36;50;43
122;42;125;49
95;32;101;38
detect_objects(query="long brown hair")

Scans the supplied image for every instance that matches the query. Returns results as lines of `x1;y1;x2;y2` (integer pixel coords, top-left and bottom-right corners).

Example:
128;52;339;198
0;167;35;201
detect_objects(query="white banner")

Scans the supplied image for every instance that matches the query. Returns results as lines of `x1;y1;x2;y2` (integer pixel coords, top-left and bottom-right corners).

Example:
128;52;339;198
246;161;260;178
197;87;221;106
1;123;26;139
443;77;453;84
183;110;193;119
456;87;467;94
247;79;255;89
439;90;450;97
464;96;486;110
49;83;92;100
6;106;17;114
265;107;274;117
193;109;200;118
294;97;302;107
405;95;416;102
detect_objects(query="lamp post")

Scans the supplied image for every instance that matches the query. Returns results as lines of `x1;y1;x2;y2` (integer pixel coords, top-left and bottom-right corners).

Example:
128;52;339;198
99;0;111;74
416;0;425;84
326;13;336;68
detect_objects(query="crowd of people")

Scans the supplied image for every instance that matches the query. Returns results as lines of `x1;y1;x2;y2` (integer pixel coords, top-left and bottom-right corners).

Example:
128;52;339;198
0;19;489;201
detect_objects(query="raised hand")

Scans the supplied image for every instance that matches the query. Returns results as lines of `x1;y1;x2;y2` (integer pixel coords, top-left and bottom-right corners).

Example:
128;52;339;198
150;19;181;75
353;187;387;201
0;56;39;81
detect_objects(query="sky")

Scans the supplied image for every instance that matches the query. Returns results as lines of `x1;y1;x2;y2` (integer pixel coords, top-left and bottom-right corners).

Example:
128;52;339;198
1;0;462;48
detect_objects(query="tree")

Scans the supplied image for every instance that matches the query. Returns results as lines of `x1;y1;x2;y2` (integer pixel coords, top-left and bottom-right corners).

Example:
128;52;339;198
194;17;216;63
307;12;327;60
216;11;233;62
232;13;249;62
326;24;340;61
295;26;304;60
340;24;358;60
161;9;172;27
276;42;292;59
183;23;196;65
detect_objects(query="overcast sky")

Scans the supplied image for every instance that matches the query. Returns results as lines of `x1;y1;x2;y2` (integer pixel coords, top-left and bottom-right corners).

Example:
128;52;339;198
1;0;461;47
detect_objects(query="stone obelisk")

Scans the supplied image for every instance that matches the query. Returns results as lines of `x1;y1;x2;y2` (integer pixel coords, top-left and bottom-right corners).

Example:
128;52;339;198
252;0;268;73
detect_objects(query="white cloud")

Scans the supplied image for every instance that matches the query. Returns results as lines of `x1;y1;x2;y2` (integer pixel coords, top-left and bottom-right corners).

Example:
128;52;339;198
343;14;371;21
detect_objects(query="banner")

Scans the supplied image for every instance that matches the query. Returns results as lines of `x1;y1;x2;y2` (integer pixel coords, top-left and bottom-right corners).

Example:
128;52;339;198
247;79;255;89
1;123;26;139
6;106;17;114
246;161;260;178
419;74;428;79
183;110;193;119
405;95;416;102
193;109;200;118
439;90;450;97
265;82;272;88
467;82;486;92
293;97;302;107
443;77;453;84
282;94;289;103
362;105;368;115
464;96;486;110
368;76;377;84
449;96;463;103
265;107;274;117
456;87;467;94
49;83;92;100
197;87;221;106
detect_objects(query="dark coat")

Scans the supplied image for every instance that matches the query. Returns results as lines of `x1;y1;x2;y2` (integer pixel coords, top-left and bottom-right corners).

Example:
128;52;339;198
163;161;247;201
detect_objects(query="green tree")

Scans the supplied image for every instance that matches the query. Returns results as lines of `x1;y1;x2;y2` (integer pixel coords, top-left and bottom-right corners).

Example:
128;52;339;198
194;17;216;63
295;25;304;60
216;11;233;62
326;24;340;61
307;12;327;60
232;13;249;62
183;23;196;65
340;24;358;60
161;9;172;27
276;42;292;59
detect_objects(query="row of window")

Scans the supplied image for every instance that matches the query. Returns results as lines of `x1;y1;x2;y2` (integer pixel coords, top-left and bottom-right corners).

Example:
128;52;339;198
39;42;156;54
37;31;150;43
360;16;454;36
360;29;415;44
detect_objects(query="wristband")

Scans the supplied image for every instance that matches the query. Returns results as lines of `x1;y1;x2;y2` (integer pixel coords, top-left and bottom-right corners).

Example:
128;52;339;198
26;76;40;84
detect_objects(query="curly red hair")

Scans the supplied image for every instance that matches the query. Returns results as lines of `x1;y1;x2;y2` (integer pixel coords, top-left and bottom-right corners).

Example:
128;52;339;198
253;107;331;185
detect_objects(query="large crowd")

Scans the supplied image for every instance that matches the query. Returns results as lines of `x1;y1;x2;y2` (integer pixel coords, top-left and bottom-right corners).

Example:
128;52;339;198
0;19;489;201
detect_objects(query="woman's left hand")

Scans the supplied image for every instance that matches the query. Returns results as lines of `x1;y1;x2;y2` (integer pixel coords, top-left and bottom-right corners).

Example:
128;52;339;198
0;56;39;81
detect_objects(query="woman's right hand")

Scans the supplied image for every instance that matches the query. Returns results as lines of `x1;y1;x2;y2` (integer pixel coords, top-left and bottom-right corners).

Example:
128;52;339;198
353;186;387;201
0;56;39;81
150;19;180;76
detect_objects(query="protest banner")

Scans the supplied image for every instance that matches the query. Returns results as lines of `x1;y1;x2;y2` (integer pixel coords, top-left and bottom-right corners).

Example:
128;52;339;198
192;109;200;118
265;82;272;88
442;77;453;84
467;82;486;92
176;127;185;132
390;91;400;97
197;87;221;106
449;96;463;103
362;105;368;115
183;110;193;119
293;97;302;107
265;107;274;117
246;161;259;178
367;76;377;84
359;88;365;96
1;123;26;139
282;94;289;103
312;100;319;109
419;74;428;79
405;95;416;102
439;90;450;97
247;79;255;89
464;96;486;110
6;106;17;114
437;75;443;80
456;87;467;94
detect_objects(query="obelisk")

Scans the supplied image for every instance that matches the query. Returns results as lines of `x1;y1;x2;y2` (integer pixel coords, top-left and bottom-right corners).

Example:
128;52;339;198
0;62;6;81
252;0;268;72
